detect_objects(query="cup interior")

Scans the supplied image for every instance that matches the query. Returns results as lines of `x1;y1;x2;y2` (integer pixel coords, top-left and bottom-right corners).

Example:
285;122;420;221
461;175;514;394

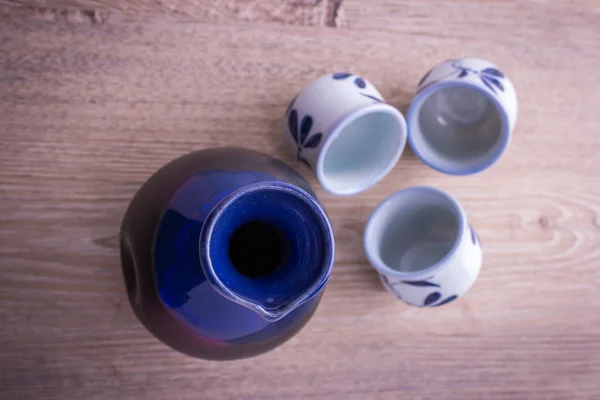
409;84;507;174
318;107;406;195
365;187;462;274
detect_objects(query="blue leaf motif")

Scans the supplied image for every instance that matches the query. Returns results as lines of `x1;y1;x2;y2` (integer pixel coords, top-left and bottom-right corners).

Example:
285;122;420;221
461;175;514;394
471;225;481;246
333;73;352;80
381;276;402;299
303;133;322;149
480;76;497;94
433;295;458;307
288;109;299;144
402;281;440;287
299;115;313;145
448;62;507;97
482;68;504;78
290;111;322;167
424;292;441;306
486;76;504;91
360;93;383;103
418;69;433;86
354;77;366;88
416;81;437;94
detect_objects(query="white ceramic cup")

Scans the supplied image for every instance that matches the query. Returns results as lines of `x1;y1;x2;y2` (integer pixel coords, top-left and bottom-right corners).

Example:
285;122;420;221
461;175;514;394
364;186;482;307
407;57;518;175
283;73;407;196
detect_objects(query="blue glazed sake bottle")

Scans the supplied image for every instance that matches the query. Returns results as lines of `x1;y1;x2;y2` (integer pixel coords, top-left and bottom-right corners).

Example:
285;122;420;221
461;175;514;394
120;148;335;360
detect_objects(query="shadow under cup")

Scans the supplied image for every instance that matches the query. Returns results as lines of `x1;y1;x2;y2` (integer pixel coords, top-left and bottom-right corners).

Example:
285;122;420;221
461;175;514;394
365;187;463;275
408;84;509;175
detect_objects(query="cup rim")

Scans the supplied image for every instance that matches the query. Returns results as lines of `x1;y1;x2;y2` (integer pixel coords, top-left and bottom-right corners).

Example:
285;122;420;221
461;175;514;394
315;102;407;196
363;185;467;279
407;80;511;175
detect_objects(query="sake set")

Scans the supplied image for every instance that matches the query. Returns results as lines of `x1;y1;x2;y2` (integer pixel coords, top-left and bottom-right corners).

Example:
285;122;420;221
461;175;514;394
120;57;518;360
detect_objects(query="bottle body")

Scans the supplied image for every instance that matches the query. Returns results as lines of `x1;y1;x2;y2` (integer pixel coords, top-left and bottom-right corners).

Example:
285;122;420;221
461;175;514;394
120;148;334;360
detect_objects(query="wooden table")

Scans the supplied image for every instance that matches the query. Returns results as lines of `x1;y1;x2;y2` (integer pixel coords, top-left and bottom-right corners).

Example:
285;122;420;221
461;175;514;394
1;1;599;399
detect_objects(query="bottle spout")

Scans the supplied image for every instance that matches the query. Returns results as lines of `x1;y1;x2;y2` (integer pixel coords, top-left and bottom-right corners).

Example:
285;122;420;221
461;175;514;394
246;281;328;322
199;182;335;322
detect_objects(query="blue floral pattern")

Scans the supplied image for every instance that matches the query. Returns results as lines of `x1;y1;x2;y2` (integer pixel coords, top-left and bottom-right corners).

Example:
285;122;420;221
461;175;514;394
285;73;385;168
418;59;506;96
287;109;322;168
470;224;480;246
360;93;383;103
381;275;402;299
401;280;439;287
418;69;433;87
332;73;384;103
332;72;352;80
424;292;441;306
422;291;458;307
381;275;458;307
433;295;458;307
453;60;505;94
354;77;366;88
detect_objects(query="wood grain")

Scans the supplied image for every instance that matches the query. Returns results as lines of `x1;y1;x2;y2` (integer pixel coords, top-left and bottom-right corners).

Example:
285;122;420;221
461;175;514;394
0;0;335;26
1;2;600;399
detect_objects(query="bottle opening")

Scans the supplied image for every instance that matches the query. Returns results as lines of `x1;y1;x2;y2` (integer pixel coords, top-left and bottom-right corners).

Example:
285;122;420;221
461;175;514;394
228;221;286;278
201;182;334;319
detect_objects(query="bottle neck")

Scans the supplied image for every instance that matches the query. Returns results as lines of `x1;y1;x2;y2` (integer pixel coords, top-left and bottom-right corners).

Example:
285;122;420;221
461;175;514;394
199;182;334;321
